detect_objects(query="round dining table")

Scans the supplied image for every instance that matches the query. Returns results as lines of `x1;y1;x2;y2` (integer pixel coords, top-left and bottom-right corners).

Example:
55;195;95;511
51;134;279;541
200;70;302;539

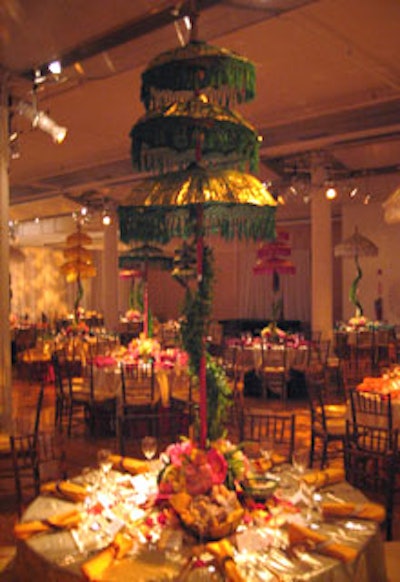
13;463;389;582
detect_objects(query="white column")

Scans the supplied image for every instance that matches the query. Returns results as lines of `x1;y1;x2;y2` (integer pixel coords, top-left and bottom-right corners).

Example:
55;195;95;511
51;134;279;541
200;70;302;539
310;165;333;340
0;74;12;431
101;213;119;331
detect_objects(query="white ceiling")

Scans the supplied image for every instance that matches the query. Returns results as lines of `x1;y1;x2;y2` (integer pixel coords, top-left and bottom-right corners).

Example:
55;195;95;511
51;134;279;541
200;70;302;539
2;0;400;243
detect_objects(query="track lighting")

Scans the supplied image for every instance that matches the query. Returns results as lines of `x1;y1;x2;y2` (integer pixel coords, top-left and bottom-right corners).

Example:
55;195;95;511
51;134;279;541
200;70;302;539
17;100;67;144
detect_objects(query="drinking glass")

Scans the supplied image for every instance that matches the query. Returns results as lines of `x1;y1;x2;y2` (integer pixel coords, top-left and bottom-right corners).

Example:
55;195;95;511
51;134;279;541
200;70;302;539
141;436;157;461
292;447;309;476
97;448;112;477
259;436;275;462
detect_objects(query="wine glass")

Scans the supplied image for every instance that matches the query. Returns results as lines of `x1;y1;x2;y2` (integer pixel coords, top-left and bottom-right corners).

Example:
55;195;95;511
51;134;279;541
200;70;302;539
97;448;112;478
292;447;309;476
141;436;157;461
259;436;275;463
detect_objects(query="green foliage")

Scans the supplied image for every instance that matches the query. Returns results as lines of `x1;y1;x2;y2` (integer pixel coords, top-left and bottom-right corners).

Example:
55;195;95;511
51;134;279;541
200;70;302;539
205;356;233;442
180;244;214;375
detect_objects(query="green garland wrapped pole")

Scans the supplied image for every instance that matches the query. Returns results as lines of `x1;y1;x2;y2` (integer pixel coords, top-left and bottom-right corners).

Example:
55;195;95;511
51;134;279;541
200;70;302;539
349;254;364;317
334;227;378;318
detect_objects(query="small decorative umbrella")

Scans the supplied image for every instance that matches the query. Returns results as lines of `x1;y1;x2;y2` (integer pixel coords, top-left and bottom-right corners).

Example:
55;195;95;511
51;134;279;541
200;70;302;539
118;243;173;336
253;231;296;323
60;226;97;317
334;227;378;316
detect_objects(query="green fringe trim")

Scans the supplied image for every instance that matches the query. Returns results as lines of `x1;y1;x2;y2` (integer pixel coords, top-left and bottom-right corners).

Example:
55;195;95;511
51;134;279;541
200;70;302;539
118;203;276;245
141;40;256;110
130;115;259;174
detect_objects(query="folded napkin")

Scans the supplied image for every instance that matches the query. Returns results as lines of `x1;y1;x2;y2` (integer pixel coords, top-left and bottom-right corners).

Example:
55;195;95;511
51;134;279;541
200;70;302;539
301;468;345;489
14;508;82;540
40;480;88;503
109;454;149;475
206;539;246;582
321;501;386;522
286;522;357;563
250;452;287;474
81;531;133;581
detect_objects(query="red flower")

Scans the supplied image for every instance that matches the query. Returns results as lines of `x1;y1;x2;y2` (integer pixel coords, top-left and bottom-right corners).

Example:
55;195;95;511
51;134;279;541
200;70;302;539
206;448;228;485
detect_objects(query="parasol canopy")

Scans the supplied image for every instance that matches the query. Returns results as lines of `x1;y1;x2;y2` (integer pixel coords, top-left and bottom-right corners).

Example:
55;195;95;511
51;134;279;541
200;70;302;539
65;230;93;247
334;227;378;317
118;243;172;270
141;39;256;110
253;256;296;275
334;227;378;258
63;245;93;263
60;260;97;283
119;164;276;245
131;94;259;174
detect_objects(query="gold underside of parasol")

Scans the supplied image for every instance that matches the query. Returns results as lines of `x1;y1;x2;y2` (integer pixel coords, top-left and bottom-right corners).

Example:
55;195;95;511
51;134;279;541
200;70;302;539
126;166;277;207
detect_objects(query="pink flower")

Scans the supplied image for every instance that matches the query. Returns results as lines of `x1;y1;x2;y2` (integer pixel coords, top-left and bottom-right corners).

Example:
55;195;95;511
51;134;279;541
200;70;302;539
165;440;193;467
206;448;228;485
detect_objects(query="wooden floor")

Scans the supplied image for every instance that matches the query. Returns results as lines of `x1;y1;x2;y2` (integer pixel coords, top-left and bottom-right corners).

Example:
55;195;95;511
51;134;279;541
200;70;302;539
0;368;398;577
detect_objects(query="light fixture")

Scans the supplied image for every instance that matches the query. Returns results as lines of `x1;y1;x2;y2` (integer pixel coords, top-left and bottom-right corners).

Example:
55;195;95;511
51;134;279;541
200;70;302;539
33;68;46;85
325;185;337;200
48;60;62;75
102;210;111;226
349;186;358;198
364;194;371;205
17;100;67;144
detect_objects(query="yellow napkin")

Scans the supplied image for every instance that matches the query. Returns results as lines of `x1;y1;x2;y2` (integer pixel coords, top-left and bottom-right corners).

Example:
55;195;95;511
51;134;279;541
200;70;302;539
251;453;287;474
40;480;88;503
301;468;345;489
109;454;149;475
206;539;246;582
81;531;133;581
286;522;357;563
14;508;82;540
321;501;386;522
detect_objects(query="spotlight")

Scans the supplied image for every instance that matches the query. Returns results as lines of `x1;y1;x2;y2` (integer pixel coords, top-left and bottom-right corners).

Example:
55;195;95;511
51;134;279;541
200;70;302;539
364;194;371;205
48;60;62;75
277;195;286;205
18;101;67;144
325;186;337;200
349;186;358;198
102;211;111;226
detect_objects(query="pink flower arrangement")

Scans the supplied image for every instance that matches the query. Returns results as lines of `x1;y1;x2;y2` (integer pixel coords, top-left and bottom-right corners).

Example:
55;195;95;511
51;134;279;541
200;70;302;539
125;309;142;322
154;348;189;371
66;321;89;335
158;439;248;495
127;334;161;361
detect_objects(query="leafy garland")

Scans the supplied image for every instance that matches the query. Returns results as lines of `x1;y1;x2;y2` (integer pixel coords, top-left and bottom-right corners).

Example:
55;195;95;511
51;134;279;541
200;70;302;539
180;244;214;373
180;243;232;441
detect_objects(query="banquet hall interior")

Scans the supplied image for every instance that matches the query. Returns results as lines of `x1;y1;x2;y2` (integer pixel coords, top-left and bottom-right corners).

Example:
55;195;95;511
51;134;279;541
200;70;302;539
1;0;400;580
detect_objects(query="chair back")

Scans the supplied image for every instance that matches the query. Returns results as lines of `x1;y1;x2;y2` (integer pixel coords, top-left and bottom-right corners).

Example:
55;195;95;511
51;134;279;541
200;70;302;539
344;420;398;540
349;389;392;431
240;412;295;462
120;361;155;406
305;376;328;432
117;405;191;457
10;430;67;516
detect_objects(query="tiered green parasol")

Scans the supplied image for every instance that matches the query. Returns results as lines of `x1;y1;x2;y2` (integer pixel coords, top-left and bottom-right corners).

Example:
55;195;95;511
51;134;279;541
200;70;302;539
118;8;276;447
